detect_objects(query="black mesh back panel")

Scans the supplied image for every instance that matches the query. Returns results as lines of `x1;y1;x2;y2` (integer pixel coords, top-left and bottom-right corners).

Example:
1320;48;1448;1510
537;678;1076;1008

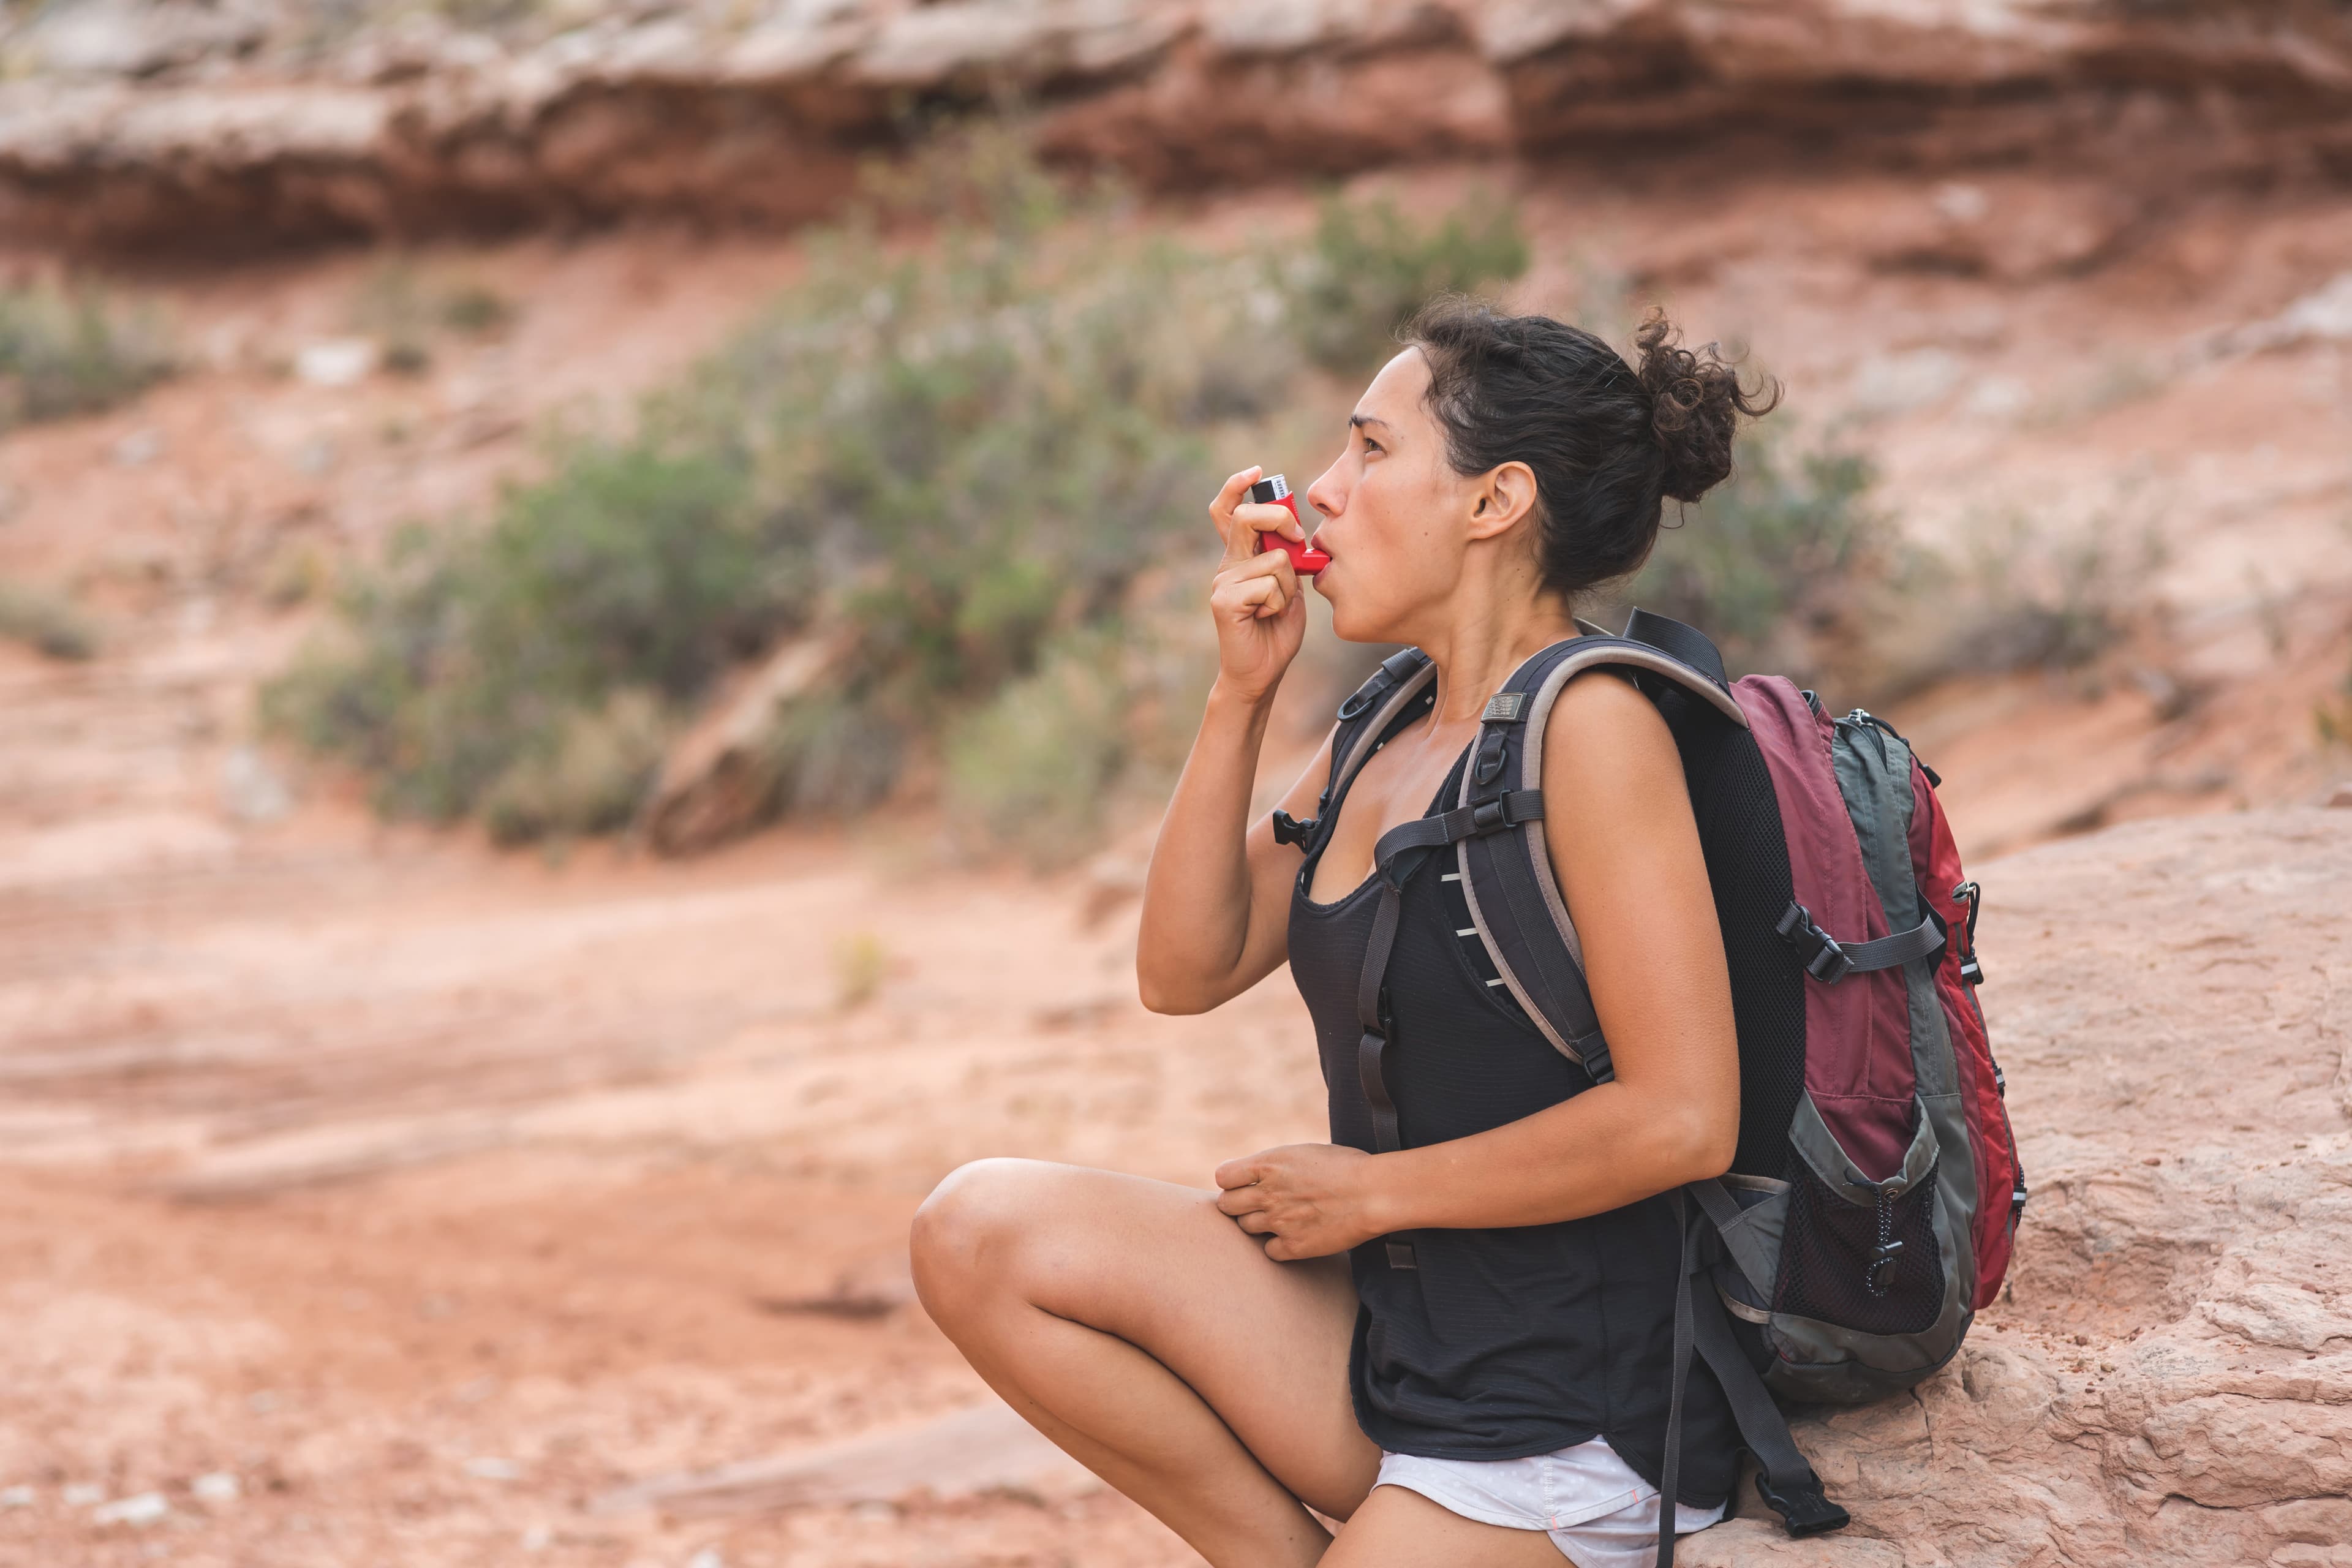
1649;684;1807;1180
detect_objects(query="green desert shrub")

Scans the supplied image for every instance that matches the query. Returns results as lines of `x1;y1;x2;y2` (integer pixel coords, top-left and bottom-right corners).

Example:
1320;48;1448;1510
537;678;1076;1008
1278;190;1529;374
268;130;1547;853
0;282;172;428
0;579;101;660
1619;439;1880;677
944;631;1133;867
265;445;773;821
351;260;520;373
1931;511;2159;677
481;688;670;845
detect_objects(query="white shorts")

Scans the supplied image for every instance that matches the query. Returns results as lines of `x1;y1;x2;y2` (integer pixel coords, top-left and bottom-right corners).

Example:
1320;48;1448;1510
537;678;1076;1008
1374;1439;1727;1568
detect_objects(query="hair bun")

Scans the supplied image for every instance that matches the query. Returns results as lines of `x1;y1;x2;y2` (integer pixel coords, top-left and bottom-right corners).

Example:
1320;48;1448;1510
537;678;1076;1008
1633;309;1781;503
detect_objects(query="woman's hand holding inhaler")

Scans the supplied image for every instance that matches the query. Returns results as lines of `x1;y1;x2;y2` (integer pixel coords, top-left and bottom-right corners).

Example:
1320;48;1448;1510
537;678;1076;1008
1207;465;1322;705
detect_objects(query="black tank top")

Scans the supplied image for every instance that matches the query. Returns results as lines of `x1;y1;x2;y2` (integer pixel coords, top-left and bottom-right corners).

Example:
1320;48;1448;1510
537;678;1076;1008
1286;734;1738;1504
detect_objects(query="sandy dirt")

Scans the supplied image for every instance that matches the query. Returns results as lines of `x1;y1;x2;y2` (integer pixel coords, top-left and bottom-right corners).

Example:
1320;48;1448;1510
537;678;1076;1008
1;165;2350;1565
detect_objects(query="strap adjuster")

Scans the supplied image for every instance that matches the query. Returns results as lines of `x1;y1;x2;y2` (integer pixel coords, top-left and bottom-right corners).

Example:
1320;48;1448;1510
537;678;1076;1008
1757;1475;1850;1538
1271;810;1317;848
1778;907;1853;982
1463;790;1542;837
1776;902;1853;982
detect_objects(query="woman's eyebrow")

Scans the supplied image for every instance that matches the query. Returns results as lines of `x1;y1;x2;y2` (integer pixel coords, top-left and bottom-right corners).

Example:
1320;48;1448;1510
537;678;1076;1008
1348;414;1392;431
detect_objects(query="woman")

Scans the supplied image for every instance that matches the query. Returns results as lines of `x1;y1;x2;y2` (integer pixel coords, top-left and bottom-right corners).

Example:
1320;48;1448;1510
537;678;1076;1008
911;300;1777;1567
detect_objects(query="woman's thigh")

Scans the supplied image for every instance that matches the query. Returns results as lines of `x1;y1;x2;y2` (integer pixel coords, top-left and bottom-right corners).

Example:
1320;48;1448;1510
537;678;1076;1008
912;1157;1382;1517
1322;1485;1568;1568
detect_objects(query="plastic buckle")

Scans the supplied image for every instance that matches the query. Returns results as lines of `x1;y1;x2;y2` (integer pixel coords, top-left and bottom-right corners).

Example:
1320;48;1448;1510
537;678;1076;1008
1271;810;1317;848
1470;799;1507;834
1778;902;1852;984
1757;1476;1850;1538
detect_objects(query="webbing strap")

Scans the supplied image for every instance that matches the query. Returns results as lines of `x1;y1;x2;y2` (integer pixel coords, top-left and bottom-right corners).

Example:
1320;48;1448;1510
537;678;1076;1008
1372;791;1545;869
1688;1278;1850;1539
1355;884;1404;1155
1775;902;1944;984
1654;1190;1700;1568
1355;876;1415;1269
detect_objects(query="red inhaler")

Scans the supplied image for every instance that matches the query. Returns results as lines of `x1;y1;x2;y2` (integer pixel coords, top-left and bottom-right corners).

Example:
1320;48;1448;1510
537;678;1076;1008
1250;474;1331;575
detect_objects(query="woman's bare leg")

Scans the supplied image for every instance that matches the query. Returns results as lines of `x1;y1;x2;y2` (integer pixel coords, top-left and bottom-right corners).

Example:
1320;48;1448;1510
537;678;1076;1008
1322;1485;1567;1567
910;1158;1382;1567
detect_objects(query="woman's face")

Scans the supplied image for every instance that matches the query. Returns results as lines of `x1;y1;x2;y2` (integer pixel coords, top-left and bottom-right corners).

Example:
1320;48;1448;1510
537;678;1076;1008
1303;347;1485;644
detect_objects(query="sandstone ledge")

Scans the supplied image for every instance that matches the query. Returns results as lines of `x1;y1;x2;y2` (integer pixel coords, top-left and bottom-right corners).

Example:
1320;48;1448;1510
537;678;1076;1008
1689;809;2352;1566
4;0;2351;247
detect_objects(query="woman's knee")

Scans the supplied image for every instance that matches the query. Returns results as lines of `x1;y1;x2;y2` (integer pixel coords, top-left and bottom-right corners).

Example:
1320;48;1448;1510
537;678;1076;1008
909;1156;1064;1321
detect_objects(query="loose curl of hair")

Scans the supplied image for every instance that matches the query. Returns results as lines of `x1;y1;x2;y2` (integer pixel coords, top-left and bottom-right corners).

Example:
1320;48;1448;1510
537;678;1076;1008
1404;299;1780;598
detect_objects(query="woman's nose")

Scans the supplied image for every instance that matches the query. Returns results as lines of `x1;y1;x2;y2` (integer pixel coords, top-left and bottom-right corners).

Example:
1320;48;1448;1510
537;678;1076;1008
1305;464;1344;519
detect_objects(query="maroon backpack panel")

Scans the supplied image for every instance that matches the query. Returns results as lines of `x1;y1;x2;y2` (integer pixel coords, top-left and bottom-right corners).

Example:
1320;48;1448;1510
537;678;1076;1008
1736;676;1920;1183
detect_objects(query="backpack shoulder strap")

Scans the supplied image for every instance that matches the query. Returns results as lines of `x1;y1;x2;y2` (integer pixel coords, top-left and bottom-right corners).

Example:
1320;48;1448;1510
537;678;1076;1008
1453;626;1744;1077
1272;648;1436;855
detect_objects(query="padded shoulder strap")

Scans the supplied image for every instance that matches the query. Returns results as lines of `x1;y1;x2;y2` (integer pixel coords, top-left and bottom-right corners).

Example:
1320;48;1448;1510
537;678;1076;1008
1453;634;1745;1074
1275;648;1436;856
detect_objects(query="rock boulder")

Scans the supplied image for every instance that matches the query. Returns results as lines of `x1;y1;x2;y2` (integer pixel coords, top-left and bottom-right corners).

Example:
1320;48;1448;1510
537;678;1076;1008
1694;810;2352;1566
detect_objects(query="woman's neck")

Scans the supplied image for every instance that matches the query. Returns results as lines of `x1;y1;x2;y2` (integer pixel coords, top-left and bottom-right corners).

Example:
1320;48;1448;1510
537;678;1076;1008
1414;597;1582;727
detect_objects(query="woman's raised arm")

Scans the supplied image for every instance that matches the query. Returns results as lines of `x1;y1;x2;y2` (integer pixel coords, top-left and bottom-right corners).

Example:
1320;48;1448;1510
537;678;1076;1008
1136;468;1327;1015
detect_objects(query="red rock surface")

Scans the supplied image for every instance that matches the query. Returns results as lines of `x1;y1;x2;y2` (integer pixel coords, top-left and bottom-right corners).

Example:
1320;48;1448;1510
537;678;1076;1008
0;743;2345;1566
3;0;2350;246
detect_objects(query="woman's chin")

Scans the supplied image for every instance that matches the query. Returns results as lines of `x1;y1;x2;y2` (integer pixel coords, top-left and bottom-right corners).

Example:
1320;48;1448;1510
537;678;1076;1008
1317;576;1379;644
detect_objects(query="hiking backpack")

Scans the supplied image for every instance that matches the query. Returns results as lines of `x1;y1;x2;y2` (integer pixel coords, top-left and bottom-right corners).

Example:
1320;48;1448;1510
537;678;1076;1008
1281;610;2026;1564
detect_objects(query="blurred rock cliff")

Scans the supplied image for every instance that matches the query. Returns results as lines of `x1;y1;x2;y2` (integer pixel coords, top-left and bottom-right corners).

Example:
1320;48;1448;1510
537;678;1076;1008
3;0;2350;246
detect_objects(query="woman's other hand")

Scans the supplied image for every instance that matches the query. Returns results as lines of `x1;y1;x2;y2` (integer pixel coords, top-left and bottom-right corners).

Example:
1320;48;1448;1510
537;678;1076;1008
1207;466;1308;704
1213;1144;1384;1261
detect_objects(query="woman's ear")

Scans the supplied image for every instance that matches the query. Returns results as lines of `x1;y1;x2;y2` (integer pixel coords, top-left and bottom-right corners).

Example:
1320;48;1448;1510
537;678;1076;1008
1467;461;1537;541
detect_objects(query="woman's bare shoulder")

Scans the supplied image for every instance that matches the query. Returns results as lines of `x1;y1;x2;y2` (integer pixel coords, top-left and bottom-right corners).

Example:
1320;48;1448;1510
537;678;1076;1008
1542;666;1675;747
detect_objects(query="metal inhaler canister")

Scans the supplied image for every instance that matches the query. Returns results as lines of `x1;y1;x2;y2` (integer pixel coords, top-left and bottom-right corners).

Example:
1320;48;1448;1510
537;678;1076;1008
1250;474;1330;575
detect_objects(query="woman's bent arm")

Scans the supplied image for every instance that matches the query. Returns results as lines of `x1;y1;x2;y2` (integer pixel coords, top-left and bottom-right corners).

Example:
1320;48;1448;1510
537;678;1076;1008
1136;467;1326;1015
1137;686;1328;1014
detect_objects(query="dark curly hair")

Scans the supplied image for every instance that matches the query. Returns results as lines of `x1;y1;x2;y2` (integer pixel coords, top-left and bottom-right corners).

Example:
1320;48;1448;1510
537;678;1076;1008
1404;299;1780;598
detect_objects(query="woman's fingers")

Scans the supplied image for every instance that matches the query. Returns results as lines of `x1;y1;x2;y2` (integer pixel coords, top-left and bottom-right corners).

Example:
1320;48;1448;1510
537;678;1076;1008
1211;559;1297;621
1210;466;1264;559
1234;501;1304;544
1210;468;1310;557
1213;1156;1261;1191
